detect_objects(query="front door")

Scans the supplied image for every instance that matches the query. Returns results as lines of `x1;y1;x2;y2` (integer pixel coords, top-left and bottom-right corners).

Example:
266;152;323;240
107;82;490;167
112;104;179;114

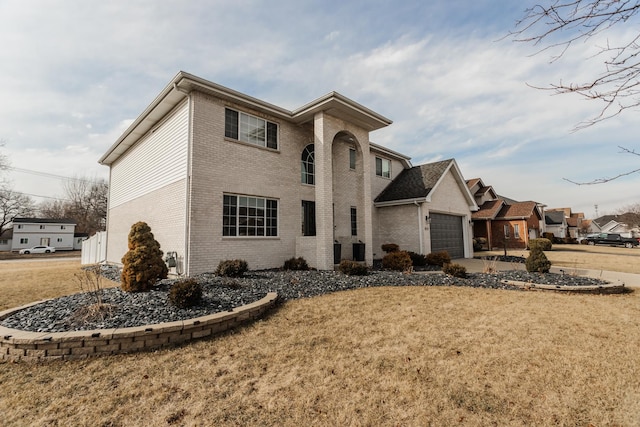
40;238;50;246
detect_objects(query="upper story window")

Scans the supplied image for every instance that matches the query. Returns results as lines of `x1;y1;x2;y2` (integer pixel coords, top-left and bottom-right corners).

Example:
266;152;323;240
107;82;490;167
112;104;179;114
17;225;23;229
301;144;315;185
225;108;278;149
61;225;66;230
223;194;278;237
375;157;391;178
349;148;356;170
40;225;45;229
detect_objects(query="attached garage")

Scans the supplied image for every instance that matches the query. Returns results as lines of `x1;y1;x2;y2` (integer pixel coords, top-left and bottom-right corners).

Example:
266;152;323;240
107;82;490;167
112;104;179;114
430;213;464;258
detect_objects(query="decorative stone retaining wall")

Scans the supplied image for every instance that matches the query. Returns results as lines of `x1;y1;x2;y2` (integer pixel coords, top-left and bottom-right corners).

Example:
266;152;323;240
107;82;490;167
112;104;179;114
0;292;278;362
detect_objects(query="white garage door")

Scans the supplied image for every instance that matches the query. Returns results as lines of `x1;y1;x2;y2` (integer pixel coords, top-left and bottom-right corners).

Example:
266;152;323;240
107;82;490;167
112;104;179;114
430;213;464;258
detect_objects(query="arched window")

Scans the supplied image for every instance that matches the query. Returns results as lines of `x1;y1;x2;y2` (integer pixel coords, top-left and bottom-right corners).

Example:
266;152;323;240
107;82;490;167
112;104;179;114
301;144;315;185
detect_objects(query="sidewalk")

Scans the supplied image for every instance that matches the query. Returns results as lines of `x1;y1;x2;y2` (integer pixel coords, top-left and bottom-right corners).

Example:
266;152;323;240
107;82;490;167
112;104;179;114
454;258;640;288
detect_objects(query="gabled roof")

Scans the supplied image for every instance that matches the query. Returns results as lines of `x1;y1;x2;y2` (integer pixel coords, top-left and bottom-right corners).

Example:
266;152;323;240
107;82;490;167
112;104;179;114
592;215;620;227
472;199;505;220
100;71;394;165
497;201;542;220
13;218;77;225
566;217;579;227
374;159;477;208
545;211;566;225
498;194;520;205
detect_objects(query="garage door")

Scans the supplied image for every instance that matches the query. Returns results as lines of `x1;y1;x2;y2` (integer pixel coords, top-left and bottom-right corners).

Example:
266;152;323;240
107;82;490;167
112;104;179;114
430;213;464;258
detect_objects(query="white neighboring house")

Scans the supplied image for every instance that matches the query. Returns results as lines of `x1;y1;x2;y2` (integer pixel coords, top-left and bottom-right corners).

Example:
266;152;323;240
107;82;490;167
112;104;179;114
590;215;638;238
99;71;477;274
9;218;77;251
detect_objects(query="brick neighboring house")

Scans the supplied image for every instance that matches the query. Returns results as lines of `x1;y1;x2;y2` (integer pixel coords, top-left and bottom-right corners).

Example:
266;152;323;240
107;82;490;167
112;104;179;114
467;178;544;250
99;72;477;274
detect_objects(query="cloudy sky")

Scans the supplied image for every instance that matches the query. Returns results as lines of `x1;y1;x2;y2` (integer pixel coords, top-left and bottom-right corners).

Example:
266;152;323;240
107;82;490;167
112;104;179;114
1;0;638;218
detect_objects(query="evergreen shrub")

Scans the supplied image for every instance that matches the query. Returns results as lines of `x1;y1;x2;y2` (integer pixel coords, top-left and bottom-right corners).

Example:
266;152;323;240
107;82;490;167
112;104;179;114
443;262;467;278
381;243;400;253
121;222;168;292
216;259;249;277
338;260;369;276
382;251;412;271
169;278;203;308
425;251;451;267
525;247;552;273
283;257;310;271
407;251;427;267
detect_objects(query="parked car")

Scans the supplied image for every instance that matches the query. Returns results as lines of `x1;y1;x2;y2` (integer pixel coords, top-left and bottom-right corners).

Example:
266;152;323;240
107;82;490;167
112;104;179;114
19;245;56;254
585;233;638;248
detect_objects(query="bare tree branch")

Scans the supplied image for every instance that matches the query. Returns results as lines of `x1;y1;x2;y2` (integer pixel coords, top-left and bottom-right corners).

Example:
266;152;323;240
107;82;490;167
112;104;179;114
563;145;640;183
510;1;640;127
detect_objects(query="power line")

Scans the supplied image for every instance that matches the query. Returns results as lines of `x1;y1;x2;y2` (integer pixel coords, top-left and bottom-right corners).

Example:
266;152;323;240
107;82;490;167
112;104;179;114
7;167;101;183
13;190;70;201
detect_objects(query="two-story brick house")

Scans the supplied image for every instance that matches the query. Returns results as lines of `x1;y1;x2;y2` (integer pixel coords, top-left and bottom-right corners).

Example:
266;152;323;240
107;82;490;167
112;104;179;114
99;72;476;274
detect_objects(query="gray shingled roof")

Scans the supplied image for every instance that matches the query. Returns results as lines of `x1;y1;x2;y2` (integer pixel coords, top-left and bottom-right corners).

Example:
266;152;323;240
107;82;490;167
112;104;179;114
13;217;77;225
544;211;565;225
374;159;453;203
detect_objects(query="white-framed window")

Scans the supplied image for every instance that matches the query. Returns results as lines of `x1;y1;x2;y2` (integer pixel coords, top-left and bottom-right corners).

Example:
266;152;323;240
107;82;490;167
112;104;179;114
375;157;391;178
40;225;45;229
61;225;66;230
224;108;278;149
0;239;7;245
17;224;23;229
349;148;356;170
57;238;63;243
20;238;28;244
504;225;510;238
301;144;315;185
223;194;278;237
514;224;520;239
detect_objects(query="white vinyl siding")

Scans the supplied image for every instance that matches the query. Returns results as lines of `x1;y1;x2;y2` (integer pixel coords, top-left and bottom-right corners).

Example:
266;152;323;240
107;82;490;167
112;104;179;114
109;100;189;208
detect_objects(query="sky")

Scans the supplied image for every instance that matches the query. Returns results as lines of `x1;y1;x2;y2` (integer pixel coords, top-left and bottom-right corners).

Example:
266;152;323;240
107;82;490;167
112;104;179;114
1;0;639;219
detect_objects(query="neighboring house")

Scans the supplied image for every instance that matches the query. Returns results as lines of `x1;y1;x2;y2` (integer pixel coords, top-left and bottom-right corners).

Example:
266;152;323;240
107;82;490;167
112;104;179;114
467;179;545;250
9;218;77;251
546;208;584;238
590;215;638;237
544;211;568;238
98;71;476;274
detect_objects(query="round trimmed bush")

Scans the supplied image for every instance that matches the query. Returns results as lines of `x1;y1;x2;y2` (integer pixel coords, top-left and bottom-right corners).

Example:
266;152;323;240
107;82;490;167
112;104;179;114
443;262;467;278
169;278;203;308
381;243;400;253
382;251;412;271
425;251;451;267
216;260;249;277
407;251;427;267
283;257;309;271
338;260;369;276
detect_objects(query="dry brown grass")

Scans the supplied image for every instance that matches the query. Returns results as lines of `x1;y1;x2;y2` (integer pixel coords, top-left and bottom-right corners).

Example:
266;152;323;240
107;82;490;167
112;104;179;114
483;243;640;274
2;258;640;425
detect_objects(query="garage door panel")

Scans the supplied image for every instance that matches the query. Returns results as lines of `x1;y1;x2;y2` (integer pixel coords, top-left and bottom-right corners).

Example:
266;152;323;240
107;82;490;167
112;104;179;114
430;213;464;258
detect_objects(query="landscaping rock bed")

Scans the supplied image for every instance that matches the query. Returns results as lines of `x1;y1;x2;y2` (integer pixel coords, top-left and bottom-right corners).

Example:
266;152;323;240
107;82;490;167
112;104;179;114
1;266;610;334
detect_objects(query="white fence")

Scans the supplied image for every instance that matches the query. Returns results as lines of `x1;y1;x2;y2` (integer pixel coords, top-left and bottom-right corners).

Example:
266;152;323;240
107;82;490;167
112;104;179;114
81;231;107;265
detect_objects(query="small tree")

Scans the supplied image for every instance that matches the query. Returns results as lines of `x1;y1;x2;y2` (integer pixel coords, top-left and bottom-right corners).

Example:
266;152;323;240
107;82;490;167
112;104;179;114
525;247;551;273
121;222;168;292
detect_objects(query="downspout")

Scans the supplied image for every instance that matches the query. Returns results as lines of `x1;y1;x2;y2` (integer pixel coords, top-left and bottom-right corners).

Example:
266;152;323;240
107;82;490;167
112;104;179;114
414;201;423;254
174;82;191;275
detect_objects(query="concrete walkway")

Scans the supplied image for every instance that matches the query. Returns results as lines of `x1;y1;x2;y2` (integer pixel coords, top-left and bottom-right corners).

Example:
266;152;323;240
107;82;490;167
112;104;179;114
454;258;640;288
